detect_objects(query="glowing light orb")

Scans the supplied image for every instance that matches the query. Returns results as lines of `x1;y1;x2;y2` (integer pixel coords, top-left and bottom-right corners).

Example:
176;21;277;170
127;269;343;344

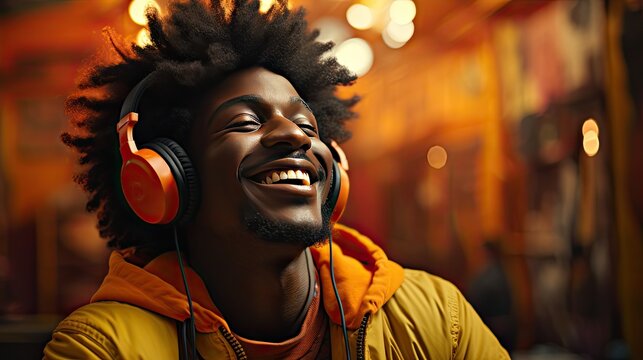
385;21;414;43
583;130;599;157
390;0;416;25
346;4;374;30
582;118;599;136
136;28;152;47
427;146;447;169
382;29;407;49
334;38;374;77
129;0;160;26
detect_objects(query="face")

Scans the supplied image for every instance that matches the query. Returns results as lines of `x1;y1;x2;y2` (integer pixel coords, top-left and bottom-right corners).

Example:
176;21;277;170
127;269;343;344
189;67;334;246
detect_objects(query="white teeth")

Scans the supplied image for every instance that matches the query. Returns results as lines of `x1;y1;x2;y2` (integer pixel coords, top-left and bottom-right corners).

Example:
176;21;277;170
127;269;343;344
261;170;311;185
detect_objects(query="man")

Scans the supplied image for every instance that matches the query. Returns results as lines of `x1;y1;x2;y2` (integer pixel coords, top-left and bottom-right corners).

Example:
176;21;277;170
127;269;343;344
44;0;509;358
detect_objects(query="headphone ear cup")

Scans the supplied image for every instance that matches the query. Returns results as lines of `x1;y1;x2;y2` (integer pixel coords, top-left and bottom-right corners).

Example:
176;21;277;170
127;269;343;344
142;138;199;225
328;160;350;224
120;144;180;225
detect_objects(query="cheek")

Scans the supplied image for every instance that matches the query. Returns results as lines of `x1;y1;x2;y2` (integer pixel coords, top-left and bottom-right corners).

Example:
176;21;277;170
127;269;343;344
198;135;257;202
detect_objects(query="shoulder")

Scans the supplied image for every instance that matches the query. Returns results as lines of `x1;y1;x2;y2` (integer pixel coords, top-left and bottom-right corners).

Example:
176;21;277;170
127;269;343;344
371;270;460;358
397;268;462;303
388;268;464;324
376;269;510;359
54;301;176;337
44;301;177;359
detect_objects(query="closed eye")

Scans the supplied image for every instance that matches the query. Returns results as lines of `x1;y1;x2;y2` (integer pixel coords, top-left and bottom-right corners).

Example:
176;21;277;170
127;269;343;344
226;120;259;128
297;123;318;135
224;116;261;131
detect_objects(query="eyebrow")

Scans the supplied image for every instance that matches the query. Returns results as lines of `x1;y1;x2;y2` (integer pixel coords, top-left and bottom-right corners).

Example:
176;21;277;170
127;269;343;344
291;96;313;114
208;94;314;125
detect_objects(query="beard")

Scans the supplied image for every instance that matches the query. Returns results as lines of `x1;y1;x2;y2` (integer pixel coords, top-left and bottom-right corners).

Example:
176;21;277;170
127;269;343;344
243;201;333;248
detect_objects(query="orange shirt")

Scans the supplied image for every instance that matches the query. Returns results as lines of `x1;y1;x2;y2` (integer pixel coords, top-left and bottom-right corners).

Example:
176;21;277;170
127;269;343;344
234;280;330;359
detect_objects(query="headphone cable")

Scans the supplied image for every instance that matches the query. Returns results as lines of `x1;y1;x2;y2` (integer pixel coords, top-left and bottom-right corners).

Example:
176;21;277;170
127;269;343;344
329;231;351;360
173;226;197;360
173;226;347;360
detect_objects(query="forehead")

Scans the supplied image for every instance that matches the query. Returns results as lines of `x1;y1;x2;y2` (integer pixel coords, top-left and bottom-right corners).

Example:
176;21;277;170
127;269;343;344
200;67;301;109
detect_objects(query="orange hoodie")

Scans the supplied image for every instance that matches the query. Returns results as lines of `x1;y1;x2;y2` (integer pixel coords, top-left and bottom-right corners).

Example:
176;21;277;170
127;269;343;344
91;223;405;332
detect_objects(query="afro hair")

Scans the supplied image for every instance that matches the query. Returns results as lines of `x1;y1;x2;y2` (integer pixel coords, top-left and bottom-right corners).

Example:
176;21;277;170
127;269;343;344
62;0;359;256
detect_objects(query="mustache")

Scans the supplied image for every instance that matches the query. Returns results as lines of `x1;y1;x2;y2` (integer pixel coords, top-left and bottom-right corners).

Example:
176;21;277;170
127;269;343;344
276;150;328;182
288;150;311;161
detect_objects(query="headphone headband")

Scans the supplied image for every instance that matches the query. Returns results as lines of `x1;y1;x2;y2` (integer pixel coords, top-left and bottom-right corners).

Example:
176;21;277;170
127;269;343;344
120;72;157;119
117;71;199;225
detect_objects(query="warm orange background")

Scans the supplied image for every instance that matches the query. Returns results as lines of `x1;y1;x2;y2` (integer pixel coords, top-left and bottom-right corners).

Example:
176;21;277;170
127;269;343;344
1;0;641;358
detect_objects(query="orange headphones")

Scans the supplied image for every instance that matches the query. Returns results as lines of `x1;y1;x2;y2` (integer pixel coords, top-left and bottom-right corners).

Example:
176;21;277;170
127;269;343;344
117;72;349;225
327;140;350;224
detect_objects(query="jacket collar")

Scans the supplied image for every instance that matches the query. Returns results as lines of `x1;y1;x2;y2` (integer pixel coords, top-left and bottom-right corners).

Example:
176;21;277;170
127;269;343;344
91;224;404;332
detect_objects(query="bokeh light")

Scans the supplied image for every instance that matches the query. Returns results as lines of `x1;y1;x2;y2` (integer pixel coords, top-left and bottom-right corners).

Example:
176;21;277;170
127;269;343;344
128;0;160;26
136;28;152;47
583;130;600;157
313;17;351;45
385;21;415;43
258;0;292;12
259;0;275;13
382;29;407;48
389;0;416;25
582;118;599;136
346;4;374;30
427;146;448;169
334;38;374;77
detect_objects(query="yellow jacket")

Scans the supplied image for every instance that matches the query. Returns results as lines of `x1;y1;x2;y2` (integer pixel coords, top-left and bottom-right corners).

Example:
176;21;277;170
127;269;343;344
44;225;509;359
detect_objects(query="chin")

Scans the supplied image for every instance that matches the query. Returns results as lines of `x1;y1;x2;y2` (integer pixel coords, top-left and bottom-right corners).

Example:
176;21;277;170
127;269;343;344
243;203;333;247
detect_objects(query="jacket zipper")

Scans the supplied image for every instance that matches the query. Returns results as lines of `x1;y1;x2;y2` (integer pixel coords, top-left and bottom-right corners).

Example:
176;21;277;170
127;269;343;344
356;313;370;360
219;314;369;360
219;326;248;360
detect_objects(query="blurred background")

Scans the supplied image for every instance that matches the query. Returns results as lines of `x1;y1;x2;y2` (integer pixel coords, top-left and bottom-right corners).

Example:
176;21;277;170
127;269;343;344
0;0;642;358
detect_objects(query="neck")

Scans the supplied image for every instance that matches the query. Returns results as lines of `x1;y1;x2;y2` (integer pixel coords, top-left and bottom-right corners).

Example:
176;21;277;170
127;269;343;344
187;230;314;342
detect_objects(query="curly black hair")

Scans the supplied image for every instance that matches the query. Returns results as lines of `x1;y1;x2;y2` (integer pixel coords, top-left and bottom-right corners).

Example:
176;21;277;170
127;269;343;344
62;0;359;256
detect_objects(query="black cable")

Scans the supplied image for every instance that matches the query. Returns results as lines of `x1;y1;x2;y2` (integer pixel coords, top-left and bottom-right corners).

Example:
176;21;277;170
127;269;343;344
329;232;351;360
181;321;188;360
174;226;197;360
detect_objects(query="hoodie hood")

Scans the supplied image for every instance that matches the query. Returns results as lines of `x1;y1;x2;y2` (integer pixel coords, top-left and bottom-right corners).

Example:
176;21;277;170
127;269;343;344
91;224;404;332
310;224;404;329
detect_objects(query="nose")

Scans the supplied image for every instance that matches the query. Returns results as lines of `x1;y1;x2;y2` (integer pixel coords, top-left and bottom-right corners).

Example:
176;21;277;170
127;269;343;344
260;115;312;151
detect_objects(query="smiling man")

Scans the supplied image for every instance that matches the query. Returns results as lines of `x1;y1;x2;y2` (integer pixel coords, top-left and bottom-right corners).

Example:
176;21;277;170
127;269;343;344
44;0;509;359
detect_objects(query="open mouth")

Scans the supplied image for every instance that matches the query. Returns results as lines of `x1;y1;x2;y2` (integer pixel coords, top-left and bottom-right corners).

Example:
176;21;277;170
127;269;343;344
255;169;312;186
